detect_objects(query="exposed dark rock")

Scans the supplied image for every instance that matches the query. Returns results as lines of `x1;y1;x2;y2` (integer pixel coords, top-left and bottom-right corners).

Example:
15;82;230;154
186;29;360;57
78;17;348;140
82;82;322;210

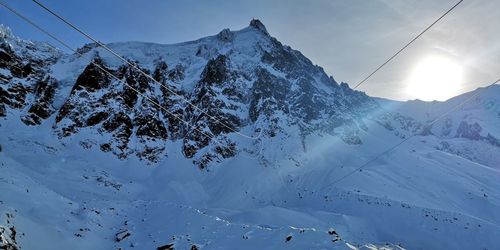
180;54;244;167
115;64;154;109
6;84;30;109
0;50;12;65
86;111;110;126
100;143;111;152
456;121;482;140
249;68;289;122
167;65;185;82
157;243;174;250
208;113;240;135
55;102;74;123
72;56;110;92
0;225;19;250
453;121;500;147
153;60;185;139
486;133;500;147
261;41;318;79
0;87;10;117
249;19;269;36
182;130;211;159
199;55;228;85
118;63;151;93
102;112;133;156
76;43;99;55
115;229;130;242
21;63;32;76
136;146;166;163
22;77;57;125
217;28;234;42
0;105;5;117
103;112;132;133
135;115;168;139
0;42;16;69
153;61;169;82
290;78;322;122
121;87;138;109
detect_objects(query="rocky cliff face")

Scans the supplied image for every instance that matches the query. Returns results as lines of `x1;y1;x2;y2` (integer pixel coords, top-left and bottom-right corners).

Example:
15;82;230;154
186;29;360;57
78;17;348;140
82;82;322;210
2;20;499;170
2;20;500;250
0;21;376;168
0;25;61;122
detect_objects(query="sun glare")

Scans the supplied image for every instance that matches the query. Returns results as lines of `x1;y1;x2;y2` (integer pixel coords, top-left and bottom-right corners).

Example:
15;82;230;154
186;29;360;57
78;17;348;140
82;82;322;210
406;55;463;101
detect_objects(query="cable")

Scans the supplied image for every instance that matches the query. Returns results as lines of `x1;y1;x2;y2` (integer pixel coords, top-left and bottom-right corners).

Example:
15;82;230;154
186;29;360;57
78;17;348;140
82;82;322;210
29;0;463;141
3;60;263;160
30;0;262;140
321;77;500;190
426;80;500;126
268;0;464;132
6;0;495;186
352;0;464;89
0;1;263;160
6;0;473;166
315;0;464;138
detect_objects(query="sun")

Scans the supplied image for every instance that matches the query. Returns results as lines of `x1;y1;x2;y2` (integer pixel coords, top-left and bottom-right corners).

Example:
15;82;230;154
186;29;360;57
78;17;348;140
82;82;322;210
406;55;463;101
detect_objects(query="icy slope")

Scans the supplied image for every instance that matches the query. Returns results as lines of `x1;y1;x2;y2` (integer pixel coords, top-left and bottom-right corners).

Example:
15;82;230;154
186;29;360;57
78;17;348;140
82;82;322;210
2;104;500;249
1;20;500;249
0;114;390;250
375;85;500;168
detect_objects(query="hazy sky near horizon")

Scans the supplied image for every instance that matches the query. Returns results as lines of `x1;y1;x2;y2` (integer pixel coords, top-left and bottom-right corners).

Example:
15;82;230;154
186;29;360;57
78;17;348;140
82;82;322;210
1;0;499;101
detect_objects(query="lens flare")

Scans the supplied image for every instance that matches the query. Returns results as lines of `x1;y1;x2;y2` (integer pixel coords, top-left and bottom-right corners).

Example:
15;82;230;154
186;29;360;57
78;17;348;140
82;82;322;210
406;56;463;101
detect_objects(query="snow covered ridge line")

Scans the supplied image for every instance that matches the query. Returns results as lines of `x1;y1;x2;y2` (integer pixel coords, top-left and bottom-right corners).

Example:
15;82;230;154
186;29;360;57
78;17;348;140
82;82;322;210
0;24;14;39
374;84;500;167
2;17;500;250
0;19;376;168
1;17;499;170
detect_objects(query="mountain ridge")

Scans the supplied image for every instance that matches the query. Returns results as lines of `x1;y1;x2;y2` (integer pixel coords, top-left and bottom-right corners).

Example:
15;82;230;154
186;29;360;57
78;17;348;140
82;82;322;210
1;19;377;168
1;20;500;249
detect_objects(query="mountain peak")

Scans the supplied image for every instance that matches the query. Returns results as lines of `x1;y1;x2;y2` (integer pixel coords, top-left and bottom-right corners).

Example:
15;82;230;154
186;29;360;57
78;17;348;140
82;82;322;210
216;28;234;42
0;24;14;39
249;19;269;36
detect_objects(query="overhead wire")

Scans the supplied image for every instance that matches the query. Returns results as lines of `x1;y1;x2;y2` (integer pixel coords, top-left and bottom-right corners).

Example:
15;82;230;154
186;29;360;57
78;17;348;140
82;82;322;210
0;1;263;160
352;0;464;89
305;0;464;143
30;0;262;140
1;0;472;166
28;0;465;150
321;77;500;190
316;0;477;188
22;0;499;199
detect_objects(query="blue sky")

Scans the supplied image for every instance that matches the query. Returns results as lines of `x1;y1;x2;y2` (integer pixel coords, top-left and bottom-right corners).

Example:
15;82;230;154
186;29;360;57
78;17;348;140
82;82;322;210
1;0;499;100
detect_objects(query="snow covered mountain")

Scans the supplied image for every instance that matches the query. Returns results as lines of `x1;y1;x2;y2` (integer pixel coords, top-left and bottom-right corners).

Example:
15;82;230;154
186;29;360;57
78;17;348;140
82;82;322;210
0;20;376;169
376;86;500;169
1;20;499;250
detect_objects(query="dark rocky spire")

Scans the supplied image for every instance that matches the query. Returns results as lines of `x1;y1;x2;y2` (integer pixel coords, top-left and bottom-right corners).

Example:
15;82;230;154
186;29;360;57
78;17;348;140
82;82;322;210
249;19;269;36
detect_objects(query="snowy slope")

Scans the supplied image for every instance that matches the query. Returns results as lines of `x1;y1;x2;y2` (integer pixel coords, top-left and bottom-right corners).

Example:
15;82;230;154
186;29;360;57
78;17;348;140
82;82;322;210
375;85;500;168
1;20;500;249
29;19;375;169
